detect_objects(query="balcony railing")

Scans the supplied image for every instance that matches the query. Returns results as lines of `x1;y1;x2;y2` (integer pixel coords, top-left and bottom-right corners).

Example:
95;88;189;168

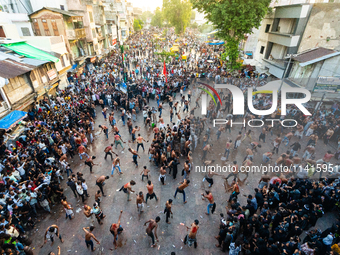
66;28;86;40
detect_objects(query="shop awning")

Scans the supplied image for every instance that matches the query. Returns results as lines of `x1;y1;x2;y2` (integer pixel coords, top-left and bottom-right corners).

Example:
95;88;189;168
1;42;59;63
0;110;27;130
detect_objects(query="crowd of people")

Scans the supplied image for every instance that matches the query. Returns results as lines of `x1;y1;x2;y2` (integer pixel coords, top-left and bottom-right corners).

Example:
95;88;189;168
0;26;339;255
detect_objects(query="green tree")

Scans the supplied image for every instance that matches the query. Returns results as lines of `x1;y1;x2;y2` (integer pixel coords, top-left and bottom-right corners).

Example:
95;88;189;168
191;0;271;70
151;7;164;28
133;19;142;31
163;0;192;35
138;19;144;28
155;50;176;63
141;11;153;23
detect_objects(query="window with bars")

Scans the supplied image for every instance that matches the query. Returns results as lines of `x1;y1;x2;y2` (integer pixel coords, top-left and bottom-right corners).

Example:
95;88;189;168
33;19;41;36
51;20;59;36
42;19;50;36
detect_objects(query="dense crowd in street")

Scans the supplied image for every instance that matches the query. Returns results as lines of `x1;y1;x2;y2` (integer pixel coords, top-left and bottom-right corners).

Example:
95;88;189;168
0;27;339;255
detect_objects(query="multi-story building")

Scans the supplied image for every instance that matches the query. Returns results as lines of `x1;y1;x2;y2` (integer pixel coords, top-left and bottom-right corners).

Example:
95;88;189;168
0;38;60;114
0;12;34;37
133;7;142;19
103;1;120;48
93;2;109;57
253;4;313;78
28;7;88;66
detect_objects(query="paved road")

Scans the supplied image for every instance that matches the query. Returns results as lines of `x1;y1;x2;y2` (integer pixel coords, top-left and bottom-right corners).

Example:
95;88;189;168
29;81;338;255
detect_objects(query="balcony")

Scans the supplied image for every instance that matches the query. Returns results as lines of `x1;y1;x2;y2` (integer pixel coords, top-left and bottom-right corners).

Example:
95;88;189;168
66;28;86;40
268;32;300;47
263;59;285;79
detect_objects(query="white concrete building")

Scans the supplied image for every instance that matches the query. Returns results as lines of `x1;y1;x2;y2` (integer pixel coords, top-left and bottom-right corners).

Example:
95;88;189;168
22;36;71;89
0;12;33;38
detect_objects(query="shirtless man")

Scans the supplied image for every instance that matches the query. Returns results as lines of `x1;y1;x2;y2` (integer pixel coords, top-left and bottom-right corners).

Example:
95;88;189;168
282;132;293;146
324;128;334;145
114;132;125;150
78;144;88;160
234;132;242;149
202;160;222;188
272;134;282;154
164;199;173;224
295;124;304;139
136;191;145;219
159;167;167;185
146;180;158;203
174;179;190;204
83;205;94;226
144;217;160;248
242;159;253;178
140;166;150;181
104;144;118;160
258;172;271;189
292;155;302;170
263;152;272;163
250;141;261;153
118;180;136;201
202;191;216;215
96;175;109;197
183;220;199;248
244;147;254;162
131;126;141;143
110;210;124;249
323;150;334;163
98;124;109;140
83;226;100;252
226;161;239;181
302;145;316;161
136;134;148;152
307;133;318;147
128;142;140;167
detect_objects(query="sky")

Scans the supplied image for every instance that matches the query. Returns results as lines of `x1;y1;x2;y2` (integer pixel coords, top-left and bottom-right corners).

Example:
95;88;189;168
128;0;163;12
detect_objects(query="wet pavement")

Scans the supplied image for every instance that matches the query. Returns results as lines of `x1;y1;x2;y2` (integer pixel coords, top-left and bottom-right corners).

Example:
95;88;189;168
29;82;339;255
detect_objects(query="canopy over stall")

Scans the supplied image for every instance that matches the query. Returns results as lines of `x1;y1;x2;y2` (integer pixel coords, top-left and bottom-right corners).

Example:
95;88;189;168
0;110;27;130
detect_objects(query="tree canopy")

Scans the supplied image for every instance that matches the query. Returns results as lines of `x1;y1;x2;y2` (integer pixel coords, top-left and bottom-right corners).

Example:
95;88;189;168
133;19;143;31
151;7;164;28
140;11;153;23
191;0;271;70
163;0;192;35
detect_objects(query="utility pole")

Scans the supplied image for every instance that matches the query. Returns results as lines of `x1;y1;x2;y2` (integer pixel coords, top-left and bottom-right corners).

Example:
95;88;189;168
313;91;326;117
278;54;292;92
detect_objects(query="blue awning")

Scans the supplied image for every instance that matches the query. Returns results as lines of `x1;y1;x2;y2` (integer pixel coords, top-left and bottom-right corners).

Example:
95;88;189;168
207;41;224;45
0;110;27;130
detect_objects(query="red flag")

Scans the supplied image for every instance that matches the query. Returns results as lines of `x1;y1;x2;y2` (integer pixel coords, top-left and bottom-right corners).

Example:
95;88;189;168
163;60;167;82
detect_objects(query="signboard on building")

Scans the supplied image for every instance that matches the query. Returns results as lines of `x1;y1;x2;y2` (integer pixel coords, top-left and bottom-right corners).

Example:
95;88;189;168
314;76;340;93
112;39;117;46
47;69;57;80
90;57;96;63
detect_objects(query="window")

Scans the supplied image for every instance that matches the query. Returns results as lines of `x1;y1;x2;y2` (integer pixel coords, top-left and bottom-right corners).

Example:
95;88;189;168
60;55;65;67
30;71;36;81
51;20;59;36
260;46;265;54
92;29;96;38
60;5;65;10
21;27;31;36
121;30;126;37
89;12;94;23
33;19;41;36
42;19;50;36
0;26;5;37
265;24;271;33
